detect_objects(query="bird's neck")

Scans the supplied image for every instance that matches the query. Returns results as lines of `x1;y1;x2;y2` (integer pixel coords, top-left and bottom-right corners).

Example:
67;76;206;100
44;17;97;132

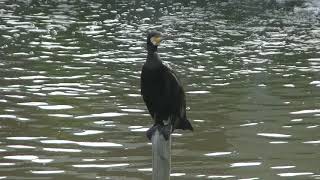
147;44;158;54
146;46;162;67
147;45;160;60
147;50;158;58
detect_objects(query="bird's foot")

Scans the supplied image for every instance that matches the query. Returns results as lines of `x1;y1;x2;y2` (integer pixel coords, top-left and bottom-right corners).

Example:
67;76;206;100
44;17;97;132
146;124;158;140
159;124;171;141
146;124;172;141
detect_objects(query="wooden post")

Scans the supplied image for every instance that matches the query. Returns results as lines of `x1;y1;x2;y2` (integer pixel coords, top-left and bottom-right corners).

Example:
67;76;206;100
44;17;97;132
152;129;171;180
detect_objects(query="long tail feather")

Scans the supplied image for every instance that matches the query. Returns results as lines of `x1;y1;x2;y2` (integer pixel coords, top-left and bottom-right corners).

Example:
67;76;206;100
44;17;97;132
175;118;193;131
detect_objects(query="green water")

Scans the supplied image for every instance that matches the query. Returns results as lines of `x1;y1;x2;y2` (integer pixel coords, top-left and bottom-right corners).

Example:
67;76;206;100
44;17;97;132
0;0;320;179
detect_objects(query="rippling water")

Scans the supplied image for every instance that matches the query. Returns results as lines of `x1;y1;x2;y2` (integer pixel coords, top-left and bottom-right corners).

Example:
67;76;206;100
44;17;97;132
0;0;320;179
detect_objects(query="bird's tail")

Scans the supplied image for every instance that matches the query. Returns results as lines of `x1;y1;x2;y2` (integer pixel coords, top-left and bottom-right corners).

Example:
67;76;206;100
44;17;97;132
185;119;194;131
178;118;193;131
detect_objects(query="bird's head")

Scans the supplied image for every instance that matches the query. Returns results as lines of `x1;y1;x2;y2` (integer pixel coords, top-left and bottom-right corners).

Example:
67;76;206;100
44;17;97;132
147;31;162;47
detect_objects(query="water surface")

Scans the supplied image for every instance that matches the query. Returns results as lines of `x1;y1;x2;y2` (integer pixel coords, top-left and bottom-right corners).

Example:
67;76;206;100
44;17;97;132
0;0;320;179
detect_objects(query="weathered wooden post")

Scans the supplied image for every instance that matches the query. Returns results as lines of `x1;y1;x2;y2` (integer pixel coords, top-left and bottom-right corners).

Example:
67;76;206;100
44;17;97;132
151;128;171;180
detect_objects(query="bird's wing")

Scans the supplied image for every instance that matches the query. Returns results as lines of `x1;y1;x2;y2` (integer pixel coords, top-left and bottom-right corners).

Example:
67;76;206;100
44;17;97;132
140;67;155;119
163;62;182;89
163;65;193;130
162;64;187;126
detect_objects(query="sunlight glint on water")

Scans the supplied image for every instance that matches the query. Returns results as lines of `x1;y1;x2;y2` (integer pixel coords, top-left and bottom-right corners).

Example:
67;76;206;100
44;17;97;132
0;0;319;179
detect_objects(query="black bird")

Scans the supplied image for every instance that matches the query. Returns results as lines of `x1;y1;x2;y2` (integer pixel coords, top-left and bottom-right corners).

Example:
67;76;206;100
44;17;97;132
140;31;193;141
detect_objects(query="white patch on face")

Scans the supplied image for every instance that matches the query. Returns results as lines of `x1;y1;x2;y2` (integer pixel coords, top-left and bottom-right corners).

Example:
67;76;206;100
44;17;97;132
150;37;157;45
151;36;160;46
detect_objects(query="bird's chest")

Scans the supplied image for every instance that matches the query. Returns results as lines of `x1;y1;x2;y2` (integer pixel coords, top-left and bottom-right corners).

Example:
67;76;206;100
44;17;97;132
142;68;166;94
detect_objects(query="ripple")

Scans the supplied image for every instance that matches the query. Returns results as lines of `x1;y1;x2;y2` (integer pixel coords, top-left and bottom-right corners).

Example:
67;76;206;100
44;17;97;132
74;130;104;136
212;83;230;86
186;91;210;94
310;81;320;85
72;54;98;58
72;163;129;168
207;175;236;178
48;114;73;118
127;94;140;97
172;133;182;136
103;19;119;24
138;168;152;172
40;140;76;144
257;133;291;138
0;114;17;119
17;102;48;106
93;120;114;125
230;162;262;167
283;84;295;88
121;109;145;113
32;159;54;163
193;120;205;122
278;172;314;177
271;166;295;169
43;148;82;153
39;105;73;110
240;123;258;127
79;30;106;35
41;44;81;50
171;173;186;177
205;152;232;157
77;142;122;147
130;128;148;132
82;159;96;162
63;65;90;70
189;67;205;72
269;141;288;144
136;8;144;12
258;84;266;87
40;140;123;147
0;163;15;166
17;75;48;80
308;58;320;61
4;155;38;161
51;75;87;80
44;83;88;88
303;140;320;144
30;170;65;174
291;118;303;122
128;126;143;129
6;137;47;140
5;95;25;99
290;109;320;114
49;91;79;96
7;145;36;149
75;112;127;119
307;125;319;128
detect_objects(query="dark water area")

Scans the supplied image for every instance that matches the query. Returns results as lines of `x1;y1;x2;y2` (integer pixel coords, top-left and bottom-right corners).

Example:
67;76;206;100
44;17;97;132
0;0;320;179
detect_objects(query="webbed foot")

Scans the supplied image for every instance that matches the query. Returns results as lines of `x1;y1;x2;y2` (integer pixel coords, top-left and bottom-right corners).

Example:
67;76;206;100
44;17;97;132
159;124;171;141
146;124;172;141
146;124;158;140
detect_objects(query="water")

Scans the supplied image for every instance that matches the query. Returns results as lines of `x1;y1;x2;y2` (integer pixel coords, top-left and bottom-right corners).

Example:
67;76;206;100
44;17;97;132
0;0;320;179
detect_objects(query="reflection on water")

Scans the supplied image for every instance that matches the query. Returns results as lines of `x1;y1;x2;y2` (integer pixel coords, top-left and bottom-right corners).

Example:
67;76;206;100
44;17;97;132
0;0;320;179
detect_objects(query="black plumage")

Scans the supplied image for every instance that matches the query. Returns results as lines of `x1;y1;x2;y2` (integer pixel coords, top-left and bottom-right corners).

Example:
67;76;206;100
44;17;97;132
140;31;193;140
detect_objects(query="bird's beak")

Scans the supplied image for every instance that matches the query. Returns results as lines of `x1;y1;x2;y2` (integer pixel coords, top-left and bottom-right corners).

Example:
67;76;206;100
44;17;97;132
155;36;161;44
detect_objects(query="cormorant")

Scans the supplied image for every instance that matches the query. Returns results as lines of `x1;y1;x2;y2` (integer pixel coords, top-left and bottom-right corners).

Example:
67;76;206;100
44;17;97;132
140;31;193;141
